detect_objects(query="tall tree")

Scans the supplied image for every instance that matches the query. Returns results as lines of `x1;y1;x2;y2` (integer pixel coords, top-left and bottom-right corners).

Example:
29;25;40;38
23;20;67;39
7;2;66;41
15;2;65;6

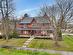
39;0;73;46
0;0;15;40
55;0;73;40
47;0;73;42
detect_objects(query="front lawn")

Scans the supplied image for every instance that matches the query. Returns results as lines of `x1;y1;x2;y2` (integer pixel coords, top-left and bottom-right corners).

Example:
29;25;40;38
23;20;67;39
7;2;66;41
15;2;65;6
0;48;61;55
28;35;73;51
0;38;28;47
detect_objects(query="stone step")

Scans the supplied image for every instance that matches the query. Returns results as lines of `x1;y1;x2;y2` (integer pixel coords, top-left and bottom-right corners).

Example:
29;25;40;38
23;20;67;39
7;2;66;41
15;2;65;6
25;41;31;43
22;46;27;48
28;38;34;41
24;42;30;45
22;37;34;48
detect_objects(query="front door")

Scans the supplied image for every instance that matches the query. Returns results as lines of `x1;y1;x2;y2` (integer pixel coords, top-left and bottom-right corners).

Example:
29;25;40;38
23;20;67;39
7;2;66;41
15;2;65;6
31;30;36;35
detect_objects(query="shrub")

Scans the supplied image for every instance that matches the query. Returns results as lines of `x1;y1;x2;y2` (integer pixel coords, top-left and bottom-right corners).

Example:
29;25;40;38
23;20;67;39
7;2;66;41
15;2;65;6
9;31;18;39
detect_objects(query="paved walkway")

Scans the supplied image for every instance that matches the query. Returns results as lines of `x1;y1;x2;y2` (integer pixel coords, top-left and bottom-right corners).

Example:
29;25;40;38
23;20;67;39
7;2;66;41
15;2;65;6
22;36;34;48
16;47;73;55
62;33;73;35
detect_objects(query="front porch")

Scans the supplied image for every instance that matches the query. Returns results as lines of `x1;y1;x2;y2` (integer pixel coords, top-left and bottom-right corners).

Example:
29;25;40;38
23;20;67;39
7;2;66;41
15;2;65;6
19;30;52;35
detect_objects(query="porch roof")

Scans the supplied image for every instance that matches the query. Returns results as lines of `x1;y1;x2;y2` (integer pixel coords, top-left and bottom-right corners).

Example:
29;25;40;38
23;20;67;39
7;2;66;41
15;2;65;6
17;28;53;30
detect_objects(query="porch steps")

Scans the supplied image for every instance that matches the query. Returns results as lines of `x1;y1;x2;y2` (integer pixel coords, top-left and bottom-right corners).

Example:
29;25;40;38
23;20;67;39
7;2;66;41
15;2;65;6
22;36;34;48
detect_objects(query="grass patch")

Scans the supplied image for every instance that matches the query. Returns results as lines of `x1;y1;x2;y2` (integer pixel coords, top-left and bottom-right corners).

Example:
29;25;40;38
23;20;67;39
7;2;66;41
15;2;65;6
0;48;61;55
0;38;28;47
28;35;73;51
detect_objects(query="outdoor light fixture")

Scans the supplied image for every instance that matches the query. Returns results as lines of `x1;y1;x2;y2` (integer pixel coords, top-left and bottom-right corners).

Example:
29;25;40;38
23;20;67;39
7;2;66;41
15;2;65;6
0;32;2;35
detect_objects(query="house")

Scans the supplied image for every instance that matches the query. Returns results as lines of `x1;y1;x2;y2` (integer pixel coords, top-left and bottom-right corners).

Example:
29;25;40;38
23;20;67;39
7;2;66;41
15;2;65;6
16;14;53;37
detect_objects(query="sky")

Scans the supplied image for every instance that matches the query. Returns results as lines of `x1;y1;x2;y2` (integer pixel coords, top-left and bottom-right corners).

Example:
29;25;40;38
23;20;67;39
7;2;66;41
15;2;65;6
15;0;55;18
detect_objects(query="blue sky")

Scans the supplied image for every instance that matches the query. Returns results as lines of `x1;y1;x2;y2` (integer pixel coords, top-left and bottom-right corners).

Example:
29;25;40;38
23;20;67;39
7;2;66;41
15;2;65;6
15;0;55;17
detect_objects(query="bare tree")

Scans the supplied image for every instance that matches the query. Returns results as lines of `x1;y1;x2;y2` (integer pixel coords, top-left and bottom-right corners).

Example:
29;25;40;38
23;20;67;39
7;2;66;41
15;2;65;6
48;0;73;45
39;0;73;46
39;5;49;16
0;0;15;41
55;0;73;39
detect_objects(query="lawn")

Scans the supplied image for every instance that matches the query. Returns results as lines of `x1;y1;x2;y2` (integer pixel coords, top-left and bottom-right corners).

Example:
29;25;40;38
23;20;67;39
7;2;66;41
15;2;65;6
0;38;28;47
0;48;61;55
28;35;73;51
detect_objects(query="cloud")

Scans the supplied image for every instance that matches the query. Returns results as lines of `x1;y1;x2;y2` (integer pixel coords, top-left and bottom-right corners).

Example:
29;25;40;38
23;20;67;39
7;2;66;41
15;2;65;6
16;8;39;18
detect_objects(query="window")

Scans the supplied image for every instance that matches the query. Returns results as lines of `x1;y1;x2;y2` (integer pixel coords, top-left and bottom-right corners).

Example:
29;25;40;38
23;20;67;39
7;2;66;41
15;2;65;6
21;30;23;34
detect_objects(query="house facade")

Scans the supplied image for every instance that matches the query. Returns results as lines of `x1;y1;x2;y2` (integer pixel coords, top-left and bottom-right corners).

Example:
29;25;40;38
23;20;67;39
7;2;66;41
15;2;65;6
16;14;53;36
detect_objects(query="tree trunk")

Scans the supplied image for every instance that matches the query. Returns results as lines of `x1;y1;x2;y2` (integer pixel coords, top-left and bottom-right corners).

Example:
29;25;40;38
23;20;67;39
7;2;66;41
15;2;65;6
56;26;62;41
5;34;9;41
2;19;10;41
53;29;60;47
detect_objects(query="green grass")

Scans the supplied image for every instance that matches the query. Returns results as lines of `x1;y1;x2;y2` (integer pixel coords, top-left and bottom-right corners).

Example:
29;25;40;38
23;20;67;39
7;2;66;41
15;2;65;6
28;35;73;51
0;48;61;55
0;38;28;47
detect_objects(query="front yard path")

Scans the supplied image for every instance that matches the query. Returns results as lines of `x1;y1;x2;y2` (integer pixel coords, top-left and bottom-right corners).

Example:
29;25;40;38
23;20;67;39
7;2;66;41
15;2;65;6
22;36;34;48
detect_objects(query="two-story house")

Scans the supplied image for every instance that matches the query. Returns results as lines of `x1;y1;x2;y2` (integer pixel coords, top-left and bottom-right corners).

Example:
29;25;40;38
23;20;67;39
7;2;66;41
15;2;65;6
16;14;53;36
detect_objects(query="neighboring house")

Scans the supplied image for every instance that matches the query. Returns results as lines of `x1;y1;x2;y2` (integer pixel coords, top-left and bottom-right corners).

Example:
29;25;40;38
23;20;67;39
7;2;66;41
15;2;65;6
16;14;53;36
62;23;73;33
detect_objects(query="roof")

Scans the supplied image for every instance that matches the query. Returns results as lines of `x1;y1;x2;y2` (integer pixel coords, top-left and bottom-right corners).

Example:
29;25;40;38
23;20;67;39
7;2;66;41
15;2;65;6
35;17;50;23
20;17;33;24
19;15;50;24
